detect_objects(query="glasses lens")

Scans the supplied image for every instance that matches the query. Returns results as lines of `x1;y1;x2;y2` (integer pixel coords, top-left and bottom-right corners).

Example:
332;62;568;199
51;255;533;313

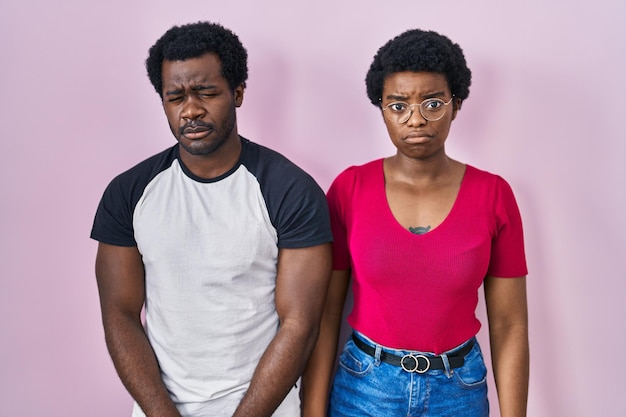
385;102;411;124
398;110;411;124
420;99;447;121
384;98;451;123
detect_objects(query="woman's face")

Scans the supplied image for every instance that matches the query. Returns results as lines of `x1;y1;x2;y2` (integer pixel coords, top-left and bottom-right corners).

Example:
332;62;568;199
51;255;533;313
380;71;460;161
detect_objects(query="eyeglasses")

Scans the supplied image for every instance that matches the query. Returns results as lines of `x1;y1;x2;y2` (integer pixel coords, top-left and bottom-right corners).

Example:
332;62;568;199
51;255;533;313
381;97;454;123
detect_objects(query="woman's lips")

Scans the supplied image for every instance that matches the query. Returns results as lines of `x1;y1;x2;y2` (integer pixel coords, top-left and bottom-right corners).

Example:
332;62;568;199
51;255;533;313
404;132;431;144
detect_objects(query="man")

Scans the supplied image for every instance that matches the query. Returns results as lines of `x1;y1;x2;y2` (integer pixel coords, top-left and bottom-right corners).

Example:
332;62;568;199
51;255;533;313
91;21;333;417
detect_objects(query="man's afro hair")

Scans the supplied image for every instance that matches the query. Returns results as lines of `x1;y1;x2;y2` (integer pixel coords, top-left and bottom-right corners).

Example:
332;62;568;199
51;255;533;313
146;21;248;97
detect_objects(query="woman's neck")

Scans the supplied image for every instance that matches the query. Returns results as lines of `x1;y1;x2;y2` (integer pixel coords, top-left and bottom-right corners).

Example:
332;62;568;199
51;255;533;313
386;152;460;186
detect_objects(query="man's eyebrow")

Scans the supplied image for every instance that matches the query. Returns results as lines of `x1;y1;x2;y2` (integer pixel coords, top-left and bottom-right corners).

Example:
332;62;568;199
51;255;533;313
192;85;218;92
165;88;184;97
164;85;218;96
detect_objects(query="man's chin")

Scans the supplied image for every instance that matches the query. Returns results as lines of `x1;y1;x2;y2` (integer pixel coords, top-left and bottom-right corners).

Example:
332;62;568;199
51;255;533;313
178;138;224;156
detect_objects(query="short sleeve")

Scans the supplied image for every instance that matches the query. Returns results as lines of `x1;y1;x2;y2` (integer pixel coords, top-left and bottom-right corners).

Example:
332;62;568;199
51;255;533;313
90;146;177;247
90;175;137;247
273;171;333;249
487;177;528;277
250;143;333;249
326;168;354;270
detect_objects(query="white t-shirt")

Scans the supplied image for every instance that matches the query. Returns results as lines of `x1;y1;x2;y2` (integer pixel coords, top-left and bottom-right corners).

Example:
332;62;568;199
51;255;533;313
91;138;332;416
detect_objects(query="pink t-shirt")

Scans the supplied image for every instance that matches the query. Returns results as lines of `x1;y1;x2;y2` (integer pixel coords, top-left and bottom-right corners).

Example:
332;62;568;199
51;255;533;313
327;159;528;353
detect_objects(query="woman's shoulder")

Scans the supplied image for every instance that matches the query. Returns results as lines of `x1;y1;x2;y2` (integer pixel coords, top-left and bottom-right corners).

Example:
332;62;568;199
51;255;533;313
334;158;384;181
328;158;383;198
463;165;518;204
465;164;511;187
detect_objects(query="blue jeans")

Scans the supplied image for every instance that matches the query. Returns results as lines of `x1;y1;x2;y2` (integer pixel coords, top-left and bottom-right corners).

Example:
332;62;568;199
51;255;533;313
329;332;489;417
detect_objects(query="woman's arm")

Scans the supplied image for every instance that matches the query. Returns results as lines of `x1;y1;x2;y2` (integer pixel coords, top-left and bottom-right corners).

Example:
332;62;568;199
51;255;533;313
484;276;529;417
301;269;351;417
232;244;332;417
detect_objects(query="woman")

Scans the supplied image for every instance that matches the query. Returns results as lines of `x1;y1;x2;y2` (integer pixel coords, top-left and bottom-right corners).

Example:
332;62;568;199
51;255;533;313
302;29;529;417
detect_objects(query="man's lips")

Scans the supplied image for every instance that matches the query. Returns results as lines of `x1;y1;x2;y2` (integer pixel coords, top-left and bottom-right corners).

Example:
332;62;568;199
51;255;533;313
180;123;214;139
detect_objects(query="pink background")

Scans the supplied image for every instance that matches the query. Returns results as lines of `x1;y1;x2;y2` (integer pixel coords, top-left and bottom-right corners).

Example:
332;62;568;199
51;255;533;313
1;1;625;416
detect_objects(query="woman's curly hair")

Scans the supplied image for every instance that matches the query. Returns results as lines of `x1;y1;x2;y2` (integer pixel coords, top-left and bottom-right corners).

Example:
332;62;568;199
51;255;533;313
365;29;472;106
146;21;248;98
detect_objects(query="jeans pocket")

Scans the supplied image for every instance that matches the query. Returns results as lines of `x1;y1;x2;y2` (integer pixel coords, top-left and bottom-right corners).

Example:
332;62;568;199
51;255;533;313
337;340;375;377
453;342;488;389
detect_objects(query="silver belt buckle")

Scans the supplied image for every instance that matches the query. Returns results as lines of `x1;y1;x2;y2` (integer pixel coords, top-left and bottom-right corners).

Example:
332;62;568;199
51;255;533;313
400;354;430;373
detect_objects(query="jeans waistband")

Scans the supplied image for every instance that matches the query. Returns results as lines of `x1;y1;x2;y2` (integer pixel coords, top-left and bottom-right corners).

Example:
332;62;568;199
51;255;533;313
351;333;475;373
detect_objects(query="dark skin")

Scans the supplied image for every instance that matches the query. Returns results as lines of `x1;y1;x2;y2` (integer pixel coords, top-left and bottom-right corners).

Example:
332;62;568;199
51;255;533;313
96;244;180;417
96;53;333;417
301;269;351;416
303;71;528;417
381;71;465;234
161;53;243;178
233;244;332;417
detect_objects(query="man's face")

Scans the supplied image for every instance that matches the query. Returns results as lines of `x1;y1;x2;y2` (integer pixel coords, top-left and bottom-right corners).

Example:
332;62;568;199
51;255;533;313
161;53;243;157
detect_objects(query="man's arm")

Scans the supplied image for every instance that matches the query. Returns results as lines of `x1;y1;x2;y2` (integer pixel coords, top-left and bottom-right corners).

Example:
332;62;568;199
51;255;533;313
95;242;181;417
484;276;529;417
232;243;332;417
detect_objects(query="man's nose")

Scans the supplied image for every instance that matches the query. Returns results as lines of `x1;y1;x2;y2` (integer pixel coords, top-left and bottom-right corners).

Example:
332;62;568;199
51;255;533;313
181;96;206;120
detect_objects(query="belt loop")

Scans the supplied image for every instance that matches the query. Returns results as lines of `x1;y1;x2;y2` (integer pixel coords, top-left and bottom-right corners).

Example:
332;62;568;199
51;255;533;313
374;344;382;366
440;353;453;378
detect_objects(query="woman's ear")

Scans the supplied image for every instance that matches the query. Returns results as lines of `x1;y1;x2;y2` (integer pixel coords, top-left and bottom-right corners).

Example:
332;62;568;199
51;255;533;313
451;98;463;120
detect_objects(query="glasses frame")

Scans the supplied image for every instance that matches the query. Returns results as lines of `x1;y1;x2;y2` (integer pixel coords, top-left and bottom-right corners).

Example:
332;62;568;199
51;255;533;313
381;96;455;123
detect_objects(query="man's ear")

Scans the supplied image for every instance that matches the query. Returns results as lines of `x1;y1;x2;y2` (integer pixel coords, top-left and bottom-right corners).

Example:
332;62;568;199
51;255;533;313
234;83;245;107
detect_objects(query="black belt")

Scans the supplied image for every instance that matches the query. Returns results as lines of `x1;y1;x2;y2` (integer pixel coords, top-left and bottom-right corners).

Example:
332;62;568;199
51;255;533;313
351;334;474;373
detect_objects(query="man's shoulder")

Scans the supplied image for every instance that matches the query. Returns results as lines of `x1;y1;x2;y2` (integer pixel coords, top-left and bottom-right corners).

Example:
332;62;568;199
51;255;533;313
239;139;332;248
117;145;177;177
242;138;295;166
240;138;317;183
108;145;178;188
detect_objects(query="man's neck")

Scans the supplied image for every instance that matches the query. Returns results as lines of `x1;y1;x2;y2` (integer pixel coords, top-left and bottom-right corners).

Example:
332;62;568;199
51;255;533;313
179;135;243;180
